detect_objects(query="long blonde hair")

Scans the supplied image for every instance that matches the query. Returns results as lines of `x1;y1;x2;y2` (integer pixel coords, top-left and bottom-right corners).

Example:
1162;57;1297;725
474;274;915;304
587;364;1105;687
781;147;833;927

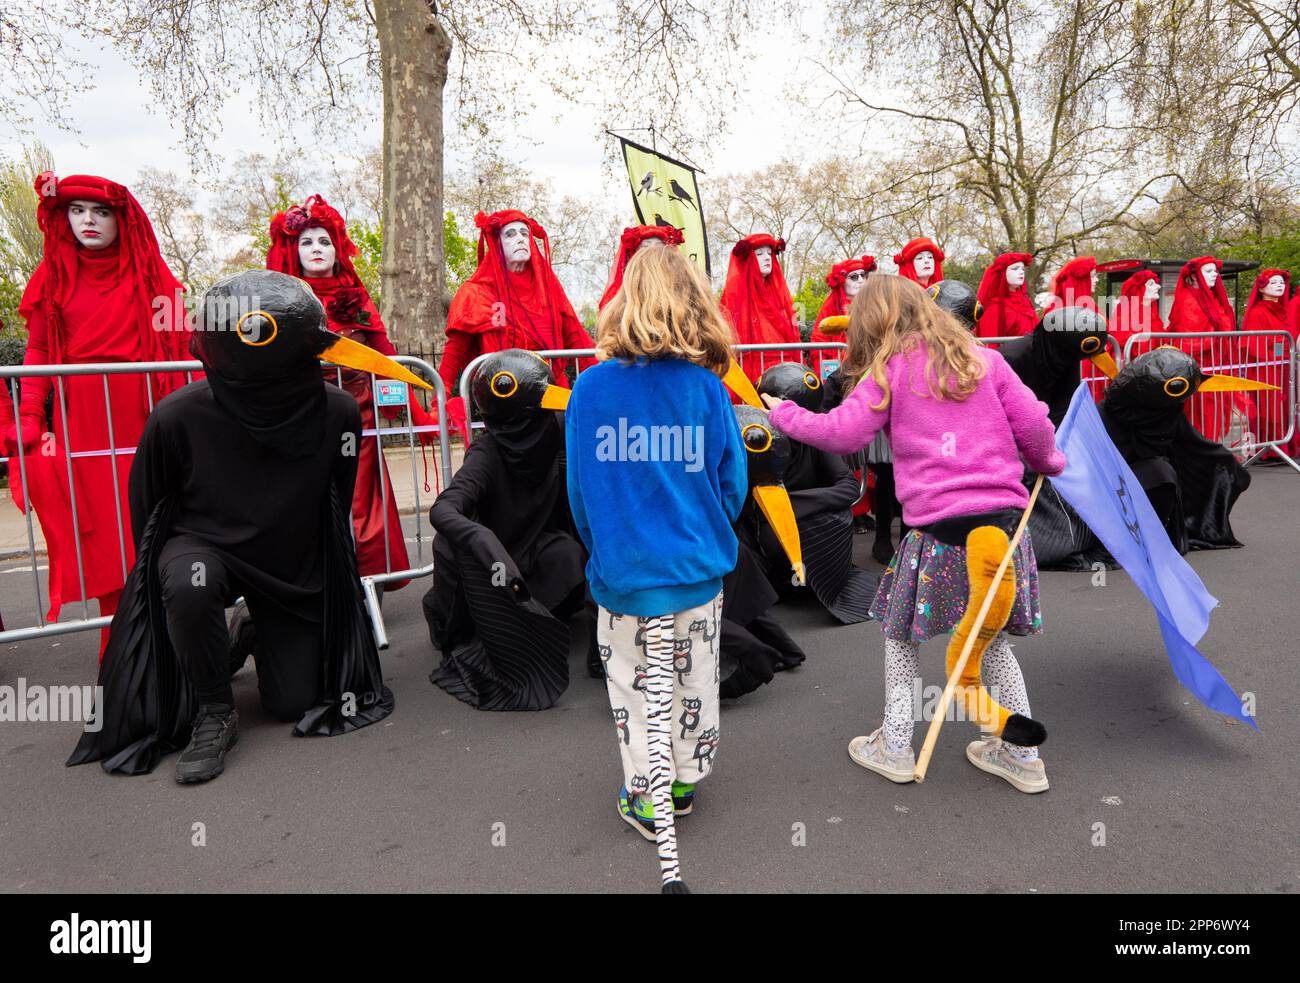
595;243;734;377
839;274;985;410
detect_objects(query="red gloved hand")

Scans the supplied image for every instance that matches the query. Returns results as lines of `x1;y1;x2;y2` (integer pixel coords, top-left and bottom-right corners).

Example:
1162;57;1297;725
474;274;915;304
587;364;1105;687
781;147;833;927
2;414;45;458
408;395;439;448
443;396;469;443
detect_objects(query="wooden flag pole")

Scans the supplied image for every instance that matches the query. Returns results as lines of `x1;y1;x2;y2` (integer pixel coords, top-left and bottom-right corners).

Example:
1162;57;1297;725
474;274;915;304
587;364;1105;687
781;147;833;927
913;474;1044;783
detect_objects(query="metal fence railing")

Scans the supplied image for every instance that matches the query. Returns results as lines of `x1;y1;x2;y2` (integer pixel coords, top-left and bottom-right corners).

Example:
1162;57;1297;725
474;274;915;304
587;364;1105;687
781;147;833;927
0;357;452;649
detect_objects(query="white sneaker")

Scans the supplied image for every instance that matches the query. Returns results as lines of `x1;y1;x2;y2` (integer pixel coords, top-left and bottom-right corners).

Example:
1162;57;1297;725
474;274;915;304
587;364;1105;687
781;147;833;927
848;728;916;783
965;736;1049;794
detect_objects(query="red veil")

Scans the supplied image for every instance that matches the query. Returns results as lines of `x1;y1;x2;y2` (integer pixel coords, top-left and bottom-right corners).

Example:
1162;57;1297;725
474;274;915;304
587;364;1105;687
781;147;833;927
893;237;944;287
1168;256;1235;350
1241;268;1291;338
1045;256;1098;313
809;255;876;374
439;208;593;392
599;224;685;310
975;252;1036;338
21;172;189;371
1107;270;1165;355
719;233;799;379
1239;269;1295;452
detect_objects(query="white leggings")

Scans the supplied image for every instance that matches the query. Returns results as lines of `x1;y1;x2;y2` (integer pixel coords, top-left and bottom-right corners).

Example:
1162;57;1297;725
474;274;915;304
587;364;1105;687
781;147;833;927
883;633;1038;761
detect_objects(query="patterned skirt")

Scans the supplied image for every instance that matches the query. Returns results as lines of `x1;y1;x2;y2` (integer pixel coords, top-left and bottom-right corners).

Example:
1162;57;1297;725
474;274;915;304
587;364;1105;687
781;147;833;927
869;527;1042;643
865;430;892;464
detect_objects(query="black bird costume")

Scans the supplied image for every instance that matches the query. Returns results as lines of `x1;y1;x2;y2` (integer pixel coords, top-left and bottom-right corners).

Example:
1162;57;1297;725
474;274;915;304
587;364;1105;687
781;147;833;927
68;270;427;777
423;350;586;710
999;306;1119;570
746;363;876;622
1099;347;1272;553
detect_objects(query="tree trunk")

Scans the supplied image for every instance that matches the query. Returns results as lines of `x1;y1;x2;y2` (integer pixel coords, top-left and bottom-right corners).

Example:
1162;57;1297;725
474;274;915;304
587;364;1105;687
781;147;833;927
375;1;451;357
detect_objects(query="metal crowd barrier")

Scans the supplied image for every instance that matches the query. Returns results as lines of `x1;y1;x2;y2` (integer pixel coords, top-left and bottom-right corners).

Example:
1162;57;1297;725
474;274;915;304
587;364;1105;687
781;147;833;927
0;357;452;649
980;333;1122;401
1122;331;1298;472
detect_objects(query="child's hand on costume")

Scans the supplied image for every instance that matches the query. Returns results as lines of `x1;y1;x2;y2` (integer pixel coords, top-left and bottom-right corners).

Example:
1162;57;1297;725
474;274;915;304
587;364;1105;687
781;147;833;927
760;393;785;413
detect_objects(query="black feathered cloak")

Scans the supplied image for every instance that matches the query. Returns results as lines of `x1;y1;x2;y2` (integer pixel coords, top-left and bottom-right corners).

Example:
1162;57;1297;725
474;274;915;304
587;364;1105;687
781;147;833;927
423;412;586;710
68;379;393;775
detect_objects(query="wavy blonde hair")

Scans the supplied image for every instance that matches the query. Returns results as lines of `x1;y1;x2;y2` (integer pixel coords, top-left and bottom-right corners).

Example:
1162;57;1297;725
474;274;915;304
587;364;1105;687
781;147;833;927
595;243;734;378
839;274;985;411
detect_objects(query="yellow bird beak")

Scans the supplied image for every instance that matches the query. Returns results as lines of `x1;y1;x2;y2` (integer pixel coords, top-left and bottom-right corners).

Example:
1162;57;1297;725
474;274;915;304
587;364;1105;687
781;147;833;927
319;334;433;391
540;384;571;411
1088;352;1120;380
816;315;849;336
1196;374;1280;393
723;359;764;409
753;483;804;586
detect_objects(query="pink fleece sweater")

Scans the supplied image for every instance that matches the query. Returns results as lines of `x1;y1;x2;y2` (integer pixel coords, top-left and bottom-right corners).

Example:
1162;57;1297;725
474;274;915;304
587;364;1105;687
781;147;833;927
768;344;1066;527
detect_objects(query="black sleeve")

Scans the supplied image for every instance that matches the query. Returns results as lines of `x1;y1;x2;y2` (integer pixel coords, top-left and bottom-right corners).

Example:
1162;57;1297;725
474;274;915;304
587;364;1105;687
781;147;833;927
127;408;180;549
429;438;525;589
332;397;363;514
788;449;861;514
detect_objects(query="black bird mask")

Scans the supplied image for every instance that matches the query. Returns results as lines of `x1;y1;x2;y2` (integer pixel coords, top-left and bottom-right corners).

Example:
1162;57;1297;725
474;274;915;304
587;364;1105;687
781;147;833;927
192;270;431;391
928;279;982;331
757;362;824;411
1034;305;1120;379
470;348;571;424
1107;346;1276;409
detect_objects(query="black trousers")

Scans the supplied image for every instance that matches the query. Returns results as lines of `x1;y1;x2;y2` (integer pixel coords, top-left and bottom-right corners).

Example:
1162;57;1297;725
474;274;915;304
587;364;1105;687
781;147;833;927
158;541;324;721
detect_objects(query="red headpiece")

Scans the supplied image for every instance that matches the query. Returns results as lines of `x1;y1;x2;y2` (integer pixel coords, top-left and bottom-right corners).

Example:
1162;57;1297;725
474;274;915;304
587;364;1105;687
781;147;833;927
598;224;686;310
20;172;188;370
1046;256;1097;312
1109;270;1164;341
719;233;798;369
266;195;361;284
1169;256;1234;334
816;255;877;327
975;252;1036;338
1242;268;1291;333
893;237;945;285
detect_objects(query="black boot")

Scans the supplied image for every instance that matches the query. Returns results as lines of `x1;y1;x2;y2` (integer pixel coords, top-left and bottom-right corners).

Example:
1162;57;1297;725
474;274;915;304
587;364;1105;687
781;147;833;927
175;704;239;785
227;600;254;677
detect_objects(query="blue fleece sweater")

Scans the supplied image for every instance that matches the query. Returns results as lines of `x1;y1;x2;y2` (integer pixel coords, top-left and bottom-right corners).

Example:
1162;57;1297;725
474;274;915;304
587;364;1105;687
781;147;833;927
565;357;747;617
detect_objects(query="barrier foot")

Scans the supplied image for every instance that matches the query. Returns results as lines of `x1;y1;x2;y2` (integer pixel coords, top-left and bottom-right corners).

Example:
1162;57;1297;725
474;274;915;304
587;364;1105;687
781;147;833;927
363;578;389;651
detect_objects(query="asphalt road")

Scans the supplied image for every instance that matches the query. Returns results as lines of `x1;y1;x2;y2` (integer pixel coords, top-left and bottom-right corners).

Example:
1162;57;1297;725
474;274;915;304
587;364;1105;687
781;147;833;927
1;470;1296;894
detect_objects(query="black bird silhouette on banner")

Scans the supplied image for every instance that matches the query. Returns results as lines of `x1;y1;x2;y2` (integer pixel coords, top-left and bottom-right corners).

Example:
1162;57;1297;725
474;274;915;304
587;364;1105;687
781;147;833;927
668;179;697;210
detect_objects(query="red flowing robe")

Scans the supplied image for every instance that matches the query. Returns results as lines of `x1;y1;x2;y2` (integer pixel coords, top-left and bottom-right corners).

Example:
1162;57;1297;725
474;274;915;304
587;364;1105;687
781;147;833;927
1168;256;1241;442
975;252;1037;339
12;174;190;626
1107;270;1166;357
266;196;434;587
598;225;685;310
719;233;799;380
1240;270;1297;456
809;255;876;376
893;237;945;288
1045;256;1098;313
439;209;595;400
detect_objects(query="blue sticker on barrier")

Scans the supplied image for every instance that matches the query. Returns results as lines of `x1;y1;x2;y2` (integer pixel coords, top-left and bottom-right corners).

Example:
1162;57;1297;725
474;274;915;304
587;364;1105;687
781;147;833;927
820;359;840;380
375;380;408;406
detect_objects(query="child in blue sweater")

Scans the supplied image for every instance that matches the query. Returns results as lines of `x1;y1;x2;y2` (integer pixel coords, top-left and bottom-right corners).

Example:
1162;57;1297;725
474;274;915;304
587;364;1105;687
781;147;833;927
566;244;746;887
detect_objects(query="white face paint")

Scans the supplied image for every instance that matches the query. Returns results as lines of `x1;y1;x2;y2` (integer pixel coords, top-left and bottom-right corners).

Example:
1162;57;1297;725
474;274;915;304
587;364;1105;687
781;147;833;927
912;250;935;280
1006;262;1026;289
297;227;337;277
500;221;532;269
67;199;118;250
1143;280;1161;303
1263;274;1286;299
843;268;869;299
636;237;664;254
754;246;773;277
1200;262;1218;288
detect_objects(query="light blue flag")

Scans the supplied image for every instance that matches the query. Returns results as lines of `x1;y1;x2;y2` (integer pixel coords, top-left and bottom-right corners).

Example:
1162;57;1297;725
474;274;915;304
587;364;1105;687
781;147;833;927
1048;384;1258;729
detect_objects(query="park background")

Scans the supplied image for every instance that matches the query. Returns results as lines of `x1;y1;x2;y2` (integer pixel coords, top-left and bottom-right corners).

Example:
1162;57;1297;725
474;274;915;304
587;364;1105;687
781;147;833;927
4;1;1300;366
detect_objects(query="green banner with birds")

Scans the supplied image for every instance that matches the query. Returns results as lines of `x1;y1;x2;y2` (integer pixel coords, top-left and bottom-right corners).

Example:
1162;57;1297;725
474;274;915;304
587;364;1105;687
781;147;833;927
619;137;710;277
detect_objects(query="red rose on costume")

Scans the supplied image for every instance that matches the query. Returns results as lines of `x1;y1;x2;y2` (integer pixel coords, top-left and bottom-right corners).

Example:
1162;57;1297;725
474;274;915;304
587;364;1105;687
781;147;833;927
327;287;370;325
283;206;310;235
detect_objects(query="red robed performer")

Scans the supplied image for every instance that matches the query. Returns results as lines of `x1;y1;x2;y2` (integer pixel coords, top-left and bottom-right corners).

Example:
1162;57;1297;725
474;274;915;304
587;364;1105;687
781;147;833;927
893;237;944;287
599;225;685;310
1045;255;1098;313
1107;270;1165;356
1168;256;1242;442
809;255;875;376
439;209;595;417
1240;269;1298;458
719;233;799;380
975;251;1037;338
266;194;435;590
3;173;191;648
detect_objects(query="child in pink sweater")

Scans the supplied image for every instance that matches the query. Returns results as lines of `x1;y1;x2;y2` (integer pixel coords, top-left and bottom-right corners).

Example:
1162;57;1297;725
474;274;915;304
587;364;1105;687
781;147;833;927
764;274;1065;793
